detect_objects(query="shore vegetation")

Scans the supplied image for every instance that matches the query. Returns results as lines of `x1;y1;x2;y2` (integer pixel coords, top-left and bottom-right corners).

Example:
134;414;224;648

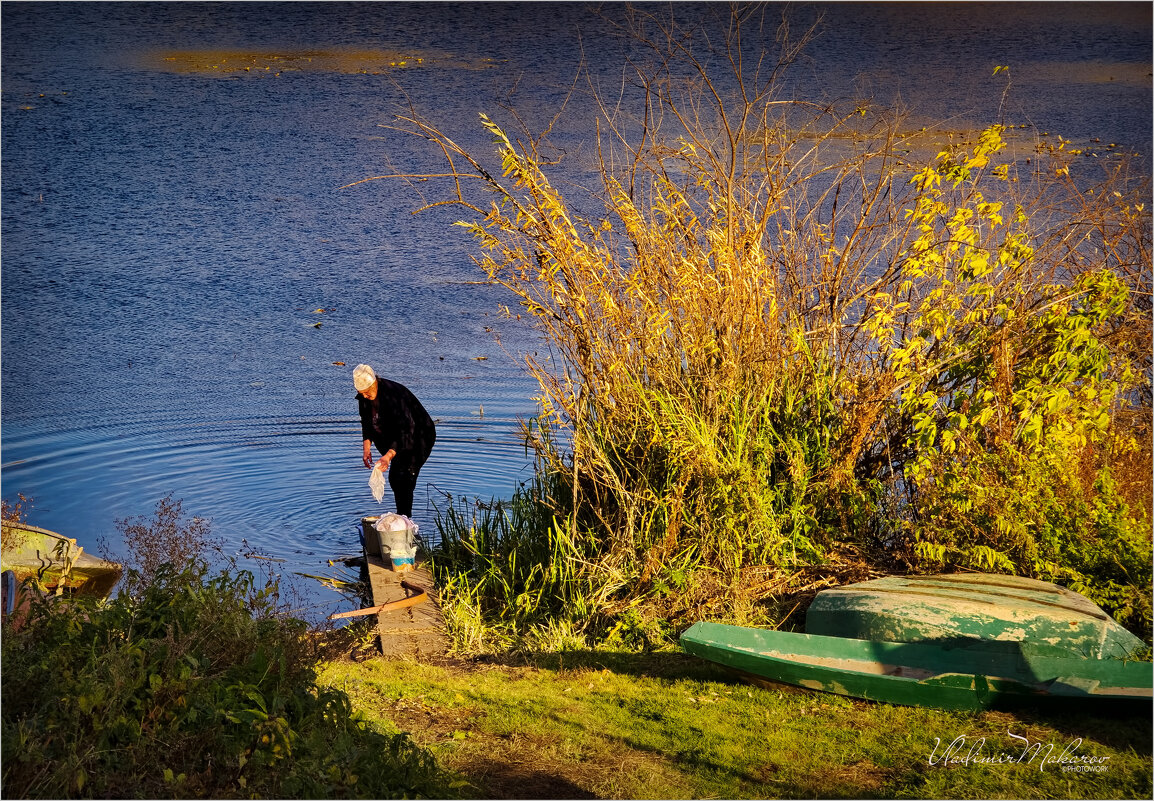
375;5;1153;652
317;651;1152;800
1;499;457;799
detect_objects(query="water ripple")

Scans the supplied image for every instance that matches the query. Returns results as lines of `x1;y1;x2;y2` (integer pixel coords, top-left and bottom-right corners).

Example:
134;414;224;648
1;412;534;578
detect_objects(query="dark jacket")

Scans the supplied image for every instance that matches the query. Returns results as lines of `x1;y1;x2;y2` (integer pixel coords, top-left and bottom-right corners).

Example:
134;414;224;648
357;378;436;457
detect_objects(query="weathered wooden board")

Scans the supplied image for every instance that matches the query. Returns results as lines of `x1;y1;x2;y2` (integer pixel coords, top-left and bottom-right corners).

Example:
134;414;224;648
361;517;447;658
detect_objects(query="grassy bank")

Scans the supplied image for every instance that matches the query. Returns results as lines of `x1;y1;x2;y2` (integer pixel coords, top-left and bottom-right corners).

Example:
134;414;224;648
4;496;1150;799
318;649;1153;800
0;565;456;799
5;564;1150;799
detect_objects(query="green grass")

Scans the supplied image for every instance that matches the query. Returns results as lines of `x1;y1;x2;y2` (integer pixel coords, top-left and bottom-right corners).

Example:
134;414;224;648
318;650;1153;800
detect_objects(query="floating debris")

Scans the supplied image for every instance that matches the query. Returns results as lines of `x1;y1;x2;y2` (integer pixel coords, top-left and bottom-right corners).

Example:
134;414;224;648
295;571;361;592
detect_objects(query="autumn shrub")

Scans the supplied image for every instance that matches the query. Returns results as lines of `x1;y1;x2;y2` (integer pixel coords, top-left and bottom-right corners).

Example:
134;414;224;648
107;493;224;593
866;132;1151;639
0;493;35;558
385;7;1150;646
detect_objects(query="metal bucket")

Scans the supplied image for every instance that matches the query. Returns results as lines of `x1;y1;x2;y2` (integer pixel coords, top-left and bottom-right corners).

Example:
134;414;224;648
360;516;383;558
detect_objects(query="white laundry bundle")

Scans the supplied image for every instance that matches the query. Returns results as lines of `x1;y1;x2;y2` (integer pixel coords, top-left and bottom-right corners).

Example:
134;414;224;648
368;464;386;502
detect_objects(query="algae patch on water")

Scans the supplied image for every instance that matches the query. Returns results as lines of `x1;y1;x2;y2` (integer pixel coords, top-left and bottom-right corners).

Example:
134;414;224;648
142;48;499;76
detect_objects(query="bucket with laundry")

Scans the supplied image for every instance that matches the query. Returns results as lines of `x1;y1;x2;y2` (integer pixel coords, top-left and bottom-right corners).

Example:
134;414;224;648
372;514;419;572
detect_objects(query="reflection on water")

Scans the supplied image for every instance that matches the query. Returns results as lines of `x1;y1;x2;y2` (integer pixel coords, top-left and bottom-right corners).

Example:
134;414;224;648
2;1;1149;620
1;407;536;620
144;47;501;75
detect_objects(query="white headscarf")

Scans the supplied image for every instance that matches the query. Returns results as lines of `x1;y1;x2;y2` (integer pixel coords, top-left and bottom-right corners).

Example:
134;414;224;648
352;364;376;391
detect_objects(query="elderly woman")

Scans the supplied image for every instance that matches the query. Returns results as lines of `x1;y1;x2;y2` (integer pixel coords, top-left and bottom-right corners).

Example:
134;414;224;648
353;364;436;517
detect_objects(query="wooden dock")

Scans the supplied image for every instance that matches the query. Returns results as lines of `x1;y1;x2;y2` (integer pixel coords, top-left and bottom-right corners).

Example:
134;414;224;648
360;518;448;659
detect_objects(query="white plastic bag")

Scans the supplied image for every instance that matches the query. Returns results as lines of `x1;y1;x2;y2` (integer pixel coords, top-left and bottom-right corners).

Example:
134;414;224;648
373;514;419;570
368;464;386;502
374;513;415;534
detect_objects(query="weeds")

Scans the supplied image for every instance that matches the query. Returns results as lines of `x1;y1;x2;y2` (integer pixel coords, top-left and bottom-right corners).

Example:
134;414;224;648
100;493;225;595
0;493;33;525
1;493;35;555
430;476;606;652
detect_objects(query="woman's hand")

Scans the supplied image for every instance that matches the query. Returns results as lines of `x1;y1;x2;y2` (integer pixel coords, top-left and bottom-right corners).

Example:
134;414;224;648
363;441;373;468
375;451;395;472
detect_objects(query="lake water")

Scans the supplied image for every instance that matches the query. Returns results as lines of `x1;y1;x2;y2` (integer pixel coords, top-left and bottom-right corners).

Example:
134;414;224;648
2;2;1149;620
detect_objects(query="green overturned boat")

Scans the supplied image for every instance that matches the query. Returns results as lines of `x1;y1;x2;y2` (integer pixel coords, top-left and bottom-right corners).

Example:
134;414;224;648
680;574;1151;712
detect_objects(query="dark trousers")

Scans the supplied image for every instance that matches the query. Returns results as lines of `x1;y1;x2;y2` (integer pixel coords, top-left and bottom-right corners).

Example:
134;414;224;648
387;442;434;518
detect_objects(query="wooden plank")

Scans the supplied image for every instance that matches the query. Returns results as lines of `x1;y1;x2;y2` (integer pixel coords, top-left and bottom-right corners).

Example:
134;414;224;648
359;516;448;658
328;581;428;619
360;517;448;659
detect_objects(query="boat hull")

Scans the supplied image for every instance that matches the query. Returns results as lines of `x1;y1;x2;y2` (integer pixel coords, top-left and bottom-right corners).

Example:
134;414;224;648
1;522;122;598
680;621;1152;712
806;573;1146;660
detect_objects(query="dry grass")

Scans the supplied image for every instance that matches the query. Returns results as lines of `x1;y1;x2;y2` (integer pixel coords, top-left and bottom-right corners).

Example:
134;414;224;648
0;494;34;557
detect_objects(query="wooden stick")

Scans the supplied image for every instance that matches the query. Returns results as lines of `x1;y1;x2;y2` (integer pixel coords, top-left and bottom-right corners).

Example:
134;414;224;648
328;580;428;620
